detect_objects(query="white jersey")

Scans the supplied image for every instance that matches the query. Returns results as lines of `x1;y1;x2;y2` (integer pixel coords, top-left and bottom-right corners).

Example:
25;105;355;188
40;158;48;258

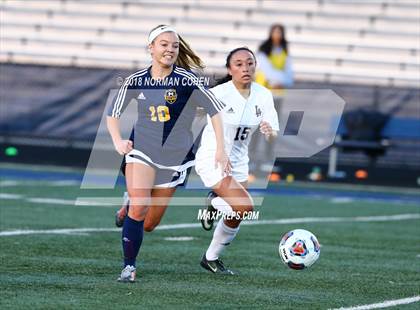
196;81;279;186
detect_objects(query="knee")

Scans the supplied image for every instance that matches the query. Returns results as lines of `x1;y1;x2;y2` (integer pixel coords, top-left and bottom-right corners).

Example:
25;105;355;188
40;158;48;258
244;196;254;213
144;219;160;232
128;208;145;221
127;189;151;207
231;195;254;214
126;192;150;221
127;204;149;221
143;223;156;232
245;205;254;213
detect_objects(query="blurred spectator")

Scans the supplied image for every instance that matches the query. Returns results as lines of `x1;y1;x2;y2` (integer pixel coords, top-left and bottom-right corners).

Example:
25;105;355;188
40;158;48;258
250;24;294;177
256;23;294;91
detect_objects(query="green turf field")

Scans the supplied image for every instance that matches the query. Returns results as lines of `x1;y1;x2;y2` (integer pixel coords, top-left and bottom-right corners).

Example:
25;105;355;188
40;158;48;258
1;168;419;309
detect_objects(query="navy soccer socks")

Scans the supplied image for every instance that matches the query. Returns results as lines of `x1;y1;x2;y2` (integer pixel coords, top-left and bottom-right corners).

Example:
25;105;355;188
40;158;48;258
122;216;144;267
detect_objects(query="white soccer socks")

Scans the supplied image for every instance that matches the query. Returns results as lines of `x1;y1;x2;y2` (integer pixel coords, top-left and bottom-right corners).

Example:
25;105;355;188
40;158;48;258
205;220;239;261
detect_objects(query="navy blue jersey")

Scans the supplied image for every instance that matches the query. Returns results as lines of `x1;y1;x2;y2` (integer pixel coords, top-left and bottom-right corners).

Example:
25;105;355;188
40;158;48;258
108;66;224;170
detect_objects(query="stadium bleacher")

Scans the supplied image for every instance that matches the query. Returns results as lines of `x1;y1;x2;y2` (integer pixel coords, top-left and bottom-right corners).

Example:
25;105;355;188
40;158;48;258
1;0;419;87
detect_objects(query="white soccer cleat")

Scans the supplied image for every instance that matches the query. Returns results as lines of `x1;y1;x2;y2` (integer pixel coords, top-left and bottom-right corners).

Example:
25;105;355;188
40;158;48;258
117;265;136;283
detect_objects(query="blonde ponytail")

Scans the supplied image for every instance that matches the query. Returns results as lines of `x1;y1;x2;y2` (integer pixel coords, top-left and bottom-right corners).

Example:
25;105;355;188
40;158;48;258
176;35;205;71
149;25;205;71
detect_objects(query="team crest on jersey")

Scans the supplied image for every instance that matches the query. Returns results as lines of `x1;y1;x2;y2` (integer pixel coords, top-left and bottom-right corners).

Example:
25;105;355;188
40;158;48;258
255;105;262;117
164;89;177;104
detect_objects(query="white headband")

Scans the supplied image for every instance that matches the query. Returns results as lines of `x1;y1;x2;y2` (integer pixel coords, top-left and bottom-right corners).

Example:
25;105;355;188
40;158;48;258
148;26;178;44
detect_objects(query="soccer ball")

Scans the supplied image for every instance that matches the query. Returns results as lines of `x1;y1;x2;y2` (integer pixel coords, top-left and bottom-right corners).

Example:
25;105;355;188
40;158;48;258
279;229;320;270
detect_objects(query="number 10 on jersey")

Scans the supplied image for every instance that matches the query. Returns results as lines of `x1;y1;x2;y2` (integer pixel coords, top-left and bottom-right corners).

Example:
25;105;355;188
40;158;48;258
149;105;171;122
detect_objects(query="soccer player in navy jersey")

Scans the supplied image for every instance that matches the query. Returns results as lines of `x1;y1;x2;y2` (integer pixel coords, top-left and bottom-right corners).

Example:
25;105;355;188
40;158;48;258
107;25;230;282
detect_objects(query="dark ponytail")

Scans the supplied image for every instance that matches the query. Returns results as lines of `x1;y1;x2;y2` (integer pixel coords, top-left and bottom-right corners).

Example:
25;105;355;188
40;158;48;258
216;47;256;86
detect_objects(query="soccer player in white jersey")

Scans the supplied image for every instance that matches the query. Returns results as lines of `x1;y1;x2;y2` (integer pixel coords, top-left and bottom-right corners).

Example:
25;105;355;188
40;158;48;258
195;47;279;274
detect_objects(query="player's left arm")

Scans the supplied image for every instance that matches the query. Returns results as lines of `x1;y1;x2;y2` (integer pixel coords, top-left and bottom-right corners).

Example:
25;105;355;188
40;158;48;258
210;113;232;175
260;92;279;142
260;120;277;142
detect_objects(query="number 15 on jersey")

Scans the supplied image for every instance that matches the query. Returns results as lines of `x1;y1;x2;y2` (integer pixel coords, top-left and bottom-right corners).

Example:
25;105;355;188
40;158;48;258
234;127;251;141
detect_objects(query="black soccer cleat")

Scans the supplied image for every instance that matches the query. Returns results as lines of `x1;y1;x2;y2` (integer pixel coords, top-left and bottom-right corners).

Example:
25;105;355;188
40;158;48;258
200;191;218;231
200;254;234;275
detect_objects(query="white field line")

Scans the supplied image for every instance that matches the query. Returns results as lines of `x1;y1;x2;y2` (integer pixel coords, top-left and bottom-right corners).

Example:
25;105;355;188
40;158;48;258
330;295;420;310
243;213;420;225
0;227;120;236
0;180;80;187
0;193;23;199
75;197;265;207
0;194;76;205
0;181;20;187
0;195;265;207
6;194;418;208
331;197;354;204
1;191;419;207
27;198;76;205
47;180;80;186
0;213;419;237
164;236;195;241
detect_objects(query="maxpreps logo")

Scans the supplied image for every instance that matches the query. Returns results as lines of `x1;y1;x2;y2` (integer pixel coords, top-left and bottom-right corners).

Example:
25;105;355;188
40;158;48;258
164;89;177;104
81;89;346;193
197;210;260;221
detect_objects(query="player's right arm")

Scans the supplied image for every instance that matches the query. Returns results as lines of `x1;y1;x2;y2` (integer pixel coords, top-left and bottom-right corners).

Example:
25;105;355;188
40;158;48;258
106;74;138;155
186;76;231;175
106;117;133;155
210;113;232;174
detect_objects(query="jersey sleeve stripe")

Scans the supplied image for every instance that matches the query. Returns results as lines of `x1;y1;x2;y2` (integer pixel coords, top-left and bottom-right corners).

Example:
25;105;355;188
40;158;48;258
111;79;129;118
111;68;148;118
174;68;225;112
204;88;224;111
174;68;223;110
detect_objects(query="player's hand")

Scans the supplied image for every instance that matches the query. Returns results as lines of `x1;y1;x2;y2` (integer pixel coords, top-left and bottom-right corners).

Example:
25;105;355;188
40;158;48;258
114;140;133;155
260;121;273;137
215;148;232;176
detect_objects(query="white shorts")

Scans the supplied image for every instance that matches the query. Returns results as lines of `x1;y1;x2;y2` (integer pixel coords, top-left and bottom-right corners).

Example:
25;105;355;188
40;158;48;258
124;149;189;188
195;150;248;188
